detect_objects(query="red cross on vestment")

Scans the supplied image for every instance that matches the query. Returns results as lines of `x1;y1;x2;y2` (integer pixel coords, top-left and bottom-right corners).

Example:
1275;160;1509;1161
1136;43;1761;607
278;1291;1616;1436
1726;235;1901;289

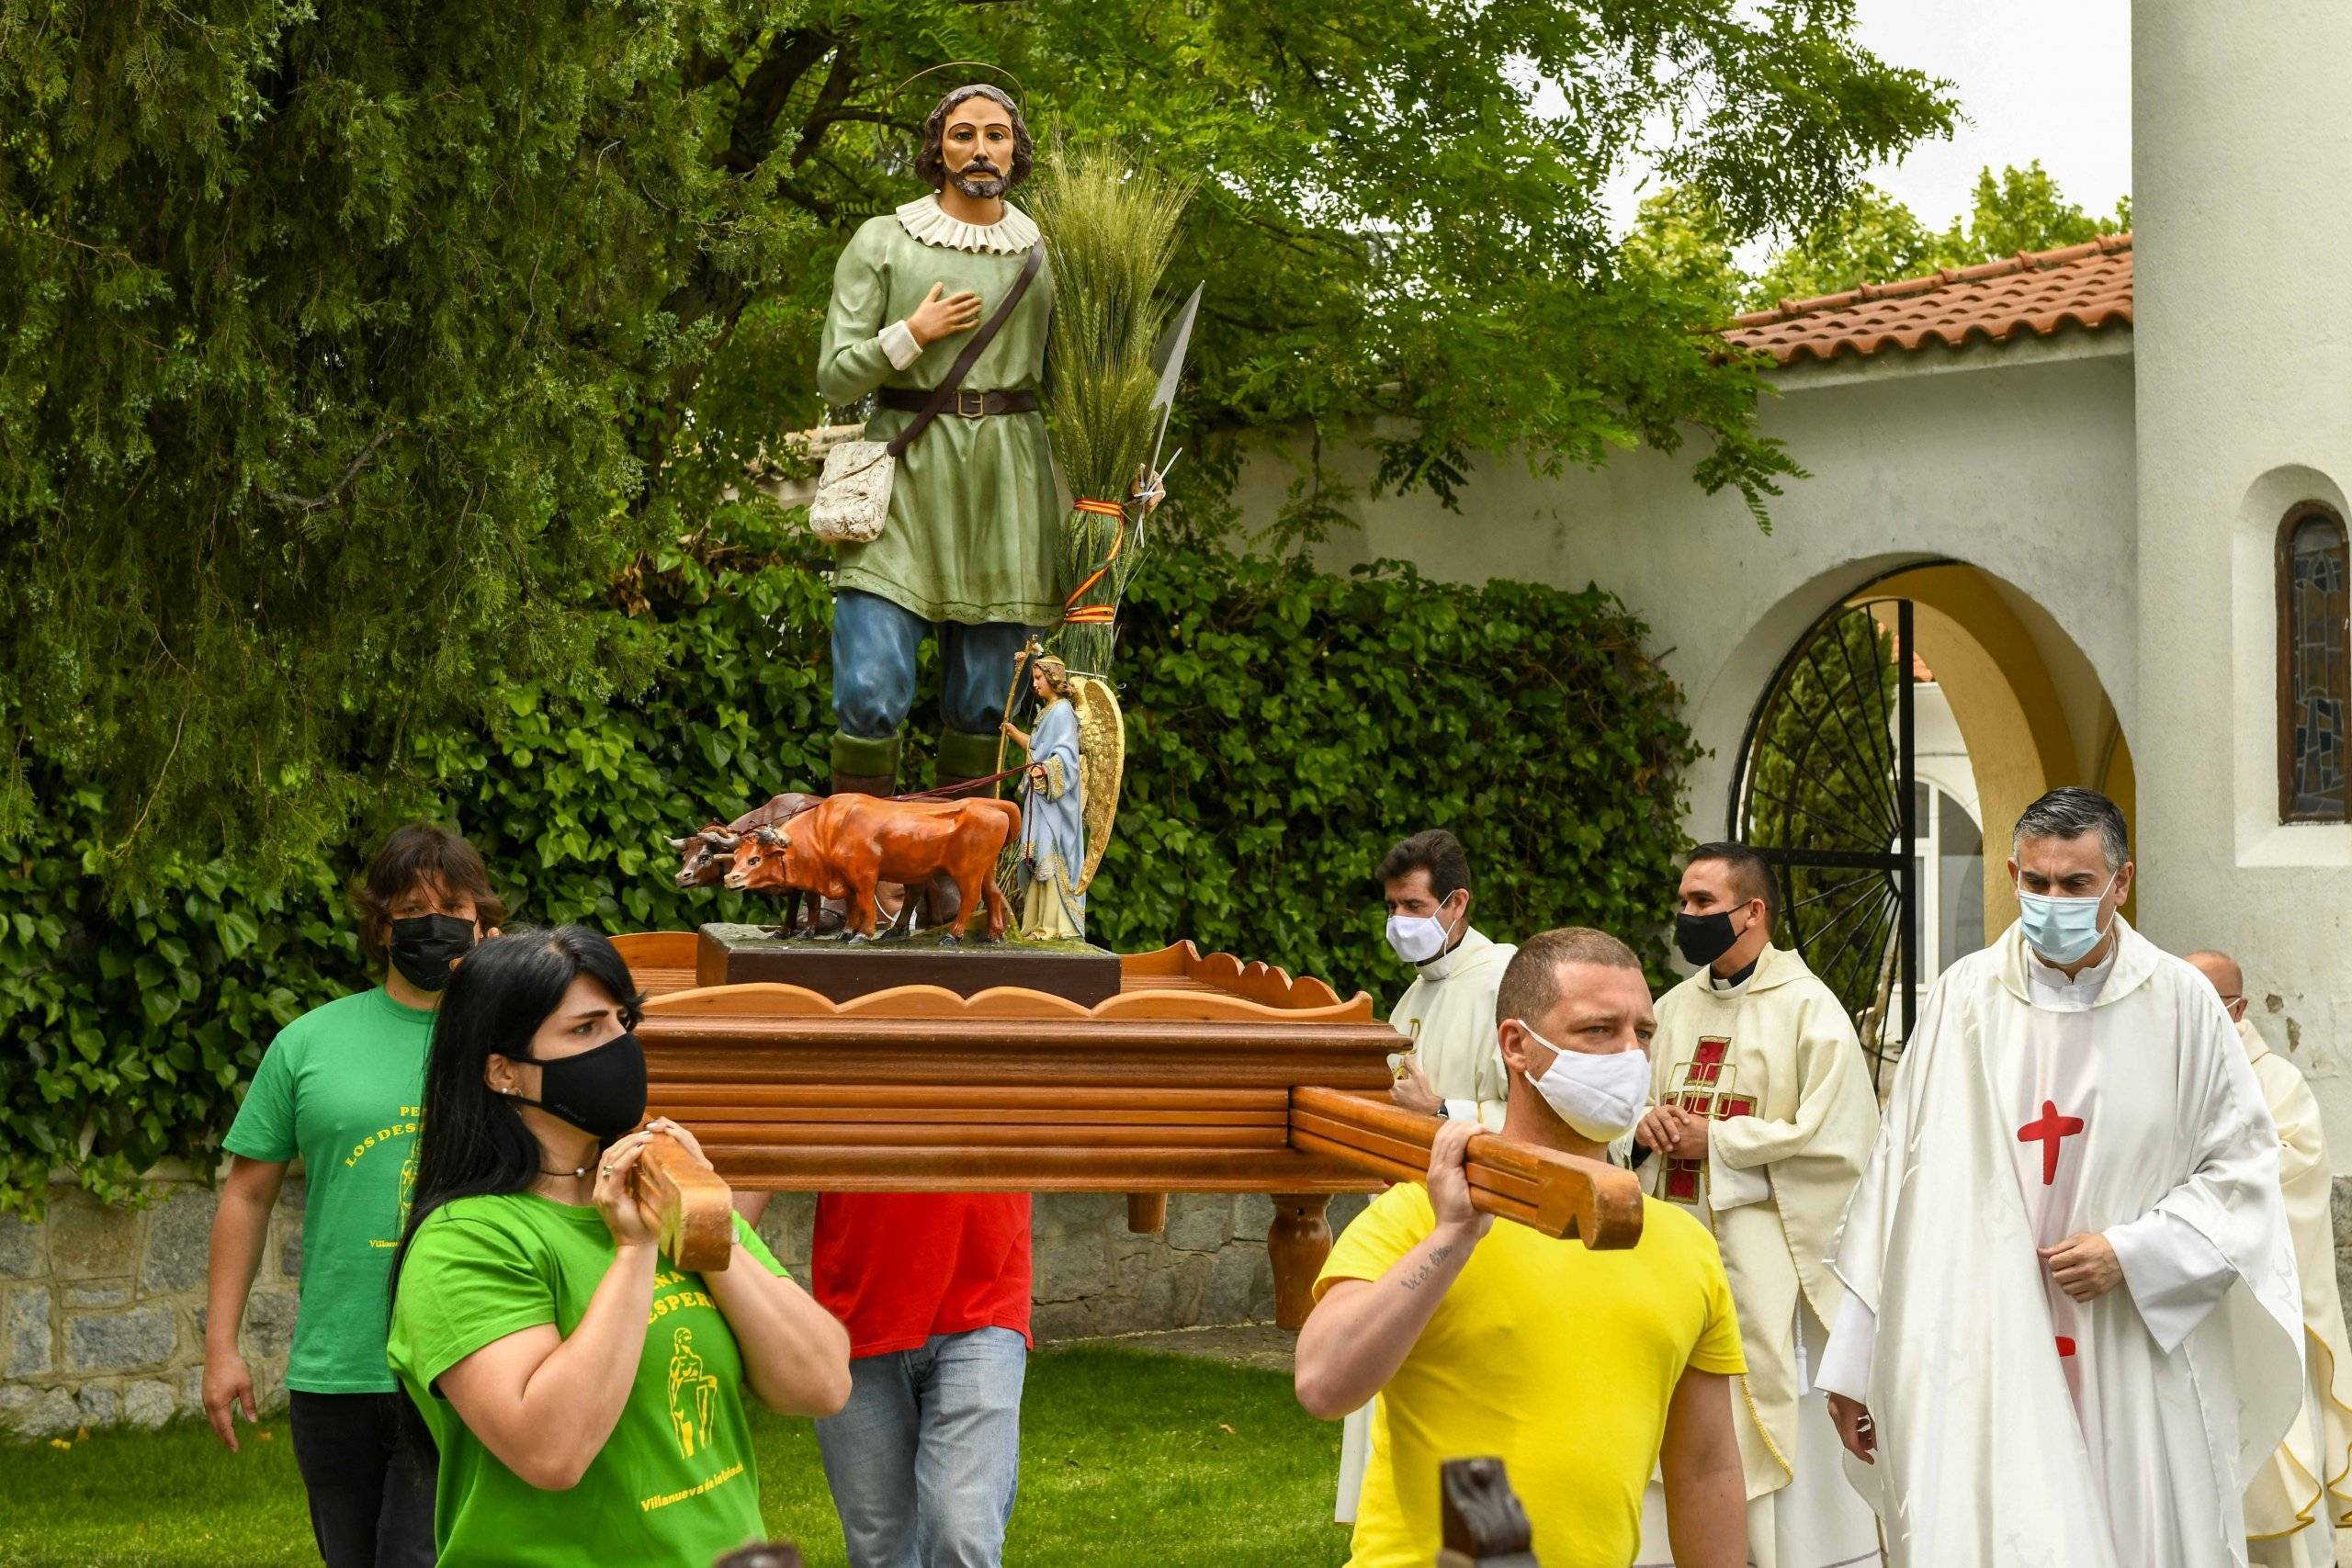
2017;1099;2086;1186
1662;1038;1755;1204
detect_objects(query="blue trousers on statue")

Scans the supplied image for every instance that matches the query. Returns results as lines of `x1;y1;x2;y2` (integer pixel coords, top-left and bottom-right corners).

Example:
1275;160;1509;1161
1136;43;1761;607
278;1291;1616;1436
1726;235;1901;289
832;589;1033;744
814;1327;1027;1568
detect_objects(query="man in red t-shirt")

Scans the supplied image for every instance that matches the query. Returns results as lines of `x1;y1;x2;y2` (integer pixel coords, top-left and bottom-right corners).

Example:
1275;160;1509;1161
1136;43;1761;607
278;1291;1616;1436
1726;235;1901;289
808;1191;1033;1568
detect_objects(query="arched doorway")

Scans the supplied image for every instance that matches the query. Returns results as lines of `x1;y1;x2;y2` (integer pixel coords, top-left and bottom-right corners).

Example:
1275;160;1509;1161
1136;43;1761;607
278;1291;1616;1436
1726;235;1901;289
1731;563;2133;1079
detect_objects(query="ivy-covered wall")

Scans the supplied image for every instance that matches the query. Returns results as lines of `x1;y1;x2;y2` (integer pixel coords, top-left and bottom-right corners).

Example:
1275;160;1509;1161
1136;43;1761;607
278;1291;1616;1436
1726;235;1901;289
0;522;1697;1213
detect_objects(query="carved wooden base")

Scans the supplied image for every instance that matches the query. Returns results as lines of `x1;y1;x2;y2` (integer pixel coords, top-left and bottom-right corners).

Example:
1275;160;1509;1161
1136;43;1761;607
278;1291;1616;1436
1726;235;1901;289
1267;1192;1334;1331
1438;1455;1540;1565
695;922;1121;1006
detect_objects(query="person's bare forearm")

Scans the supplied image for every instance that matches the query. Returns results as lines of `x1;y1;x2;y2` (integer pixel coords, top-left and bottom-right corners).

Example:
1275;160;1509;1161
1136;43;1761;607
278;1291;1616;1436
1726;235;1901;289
707;1253;852;1416
1294;1223;1479;1418
1664;1455;1747;1567
509;1244;658;1479
204;1168;280;1355
1659;1370;1747;1568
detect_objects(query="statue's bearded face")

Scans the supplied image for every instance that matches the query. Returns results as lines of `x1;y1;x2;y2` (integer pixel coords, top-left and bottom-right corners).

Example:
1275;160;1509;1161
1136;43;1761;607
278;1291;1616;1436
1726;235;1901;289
940;98;1018;198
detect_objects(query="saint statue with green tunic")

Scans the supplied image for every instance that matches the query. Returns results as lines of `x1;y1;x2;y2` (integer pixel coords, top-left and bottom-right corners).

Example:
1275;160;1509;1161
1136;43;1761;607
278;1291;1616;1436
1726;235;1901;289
816;83;1057;819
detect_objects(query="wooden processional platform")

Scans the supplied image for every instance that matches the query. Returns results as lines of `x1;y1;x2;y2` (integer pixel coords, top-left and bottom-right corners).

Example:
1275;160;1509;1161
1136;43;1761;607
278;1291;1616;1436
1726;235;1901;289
616;931;1641;1327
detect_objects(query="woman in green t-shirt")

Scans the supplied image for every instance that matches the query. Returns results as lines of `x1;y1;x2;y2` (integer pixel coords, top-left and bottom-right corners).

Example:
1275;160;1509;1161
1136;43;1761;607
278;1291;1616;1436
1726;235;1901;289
388;926;851;1567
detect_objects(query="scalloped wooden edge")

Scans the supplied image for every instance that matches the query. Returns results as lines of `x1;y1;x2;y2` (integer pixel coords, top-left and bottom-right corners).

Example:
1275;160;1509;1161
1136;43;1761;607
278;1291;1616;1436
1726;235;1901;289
631;938;1374;1024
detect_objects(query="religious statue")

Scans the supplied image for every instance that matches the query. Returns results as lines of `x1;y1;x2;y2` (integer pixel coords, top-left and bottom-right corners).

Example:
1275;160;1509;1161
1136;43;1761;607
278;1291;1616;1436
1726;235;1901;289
1001;653;1086;940
812;82;1053;840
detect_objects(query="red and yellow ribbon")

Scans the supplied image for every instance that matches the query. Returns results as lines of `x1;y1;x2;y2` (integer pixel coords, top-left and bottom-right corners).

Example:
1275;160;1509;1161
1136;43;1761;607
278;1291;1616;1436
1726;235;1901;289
1062;497;1125;625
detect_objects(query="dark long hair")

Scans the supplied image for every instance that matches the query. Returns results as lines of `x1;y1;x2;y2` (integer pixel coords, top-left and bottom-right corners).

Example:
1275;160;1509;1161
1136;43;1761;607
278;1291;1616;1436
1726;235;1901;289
352;821;506;965
390;926;643;1289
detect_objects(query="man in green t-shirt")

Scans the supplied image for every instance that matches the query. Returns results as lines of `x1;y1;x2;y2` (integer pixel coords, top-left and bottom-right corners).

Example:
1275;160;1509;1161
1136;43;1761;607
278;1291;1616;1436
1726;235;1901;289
203;824;503;1568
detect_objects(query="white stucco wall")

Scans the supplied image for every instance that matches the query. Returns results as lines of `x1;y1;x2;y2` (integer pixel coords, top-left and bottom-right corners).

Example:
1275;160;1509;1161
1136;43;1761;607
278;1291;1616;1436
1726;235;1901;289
2132;1;2352;1156
1255;334;2136;842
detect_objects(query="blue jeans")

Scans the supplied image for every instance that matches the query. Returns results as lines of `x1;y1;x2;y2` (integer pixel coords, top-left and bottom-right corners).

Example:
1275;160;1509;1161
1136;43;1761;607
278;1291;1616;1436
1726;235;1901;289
831;589;1033;742
814;1326;1028;1568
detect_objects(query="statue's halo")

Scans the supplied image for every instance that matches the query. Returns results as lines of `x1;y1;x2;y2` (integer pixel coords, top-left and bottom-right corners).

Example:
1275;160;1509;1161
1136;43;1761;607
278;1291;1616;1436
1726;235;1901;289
886;60;1028;107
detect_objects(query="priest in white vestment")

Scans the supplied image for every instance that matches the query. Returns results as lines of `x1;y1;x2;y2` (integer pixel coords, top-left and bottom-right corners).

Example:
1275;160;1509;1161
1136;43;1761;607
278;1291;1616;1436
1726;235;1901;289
1631;842;1883;1568
2188;950;2352;1568
1337;828;1518;1523
1819;787;2303;1568
1377;829;1516;1131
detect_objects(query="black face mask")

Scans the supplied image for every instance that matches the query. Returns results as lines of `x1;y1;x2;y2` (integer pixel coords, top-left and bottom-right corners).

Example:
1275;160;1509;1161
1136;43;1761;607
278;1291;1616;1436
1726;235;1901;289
389;913;476;993
1674;910;1742;968
511;1031;648;1144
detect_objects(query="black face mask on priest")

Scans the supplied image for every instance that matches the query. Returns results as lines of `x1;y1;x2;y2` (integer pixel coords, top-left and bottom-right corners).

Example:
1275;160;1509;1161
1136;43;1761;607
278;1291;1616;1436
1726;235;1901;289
1673;848;1773;973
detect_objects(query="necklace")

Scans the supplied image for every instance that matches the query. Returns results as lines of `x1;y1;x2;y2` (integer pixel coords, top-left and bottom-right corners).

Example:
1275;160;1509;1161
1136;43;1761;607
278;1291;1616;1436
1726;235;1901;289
539;1161;591;1179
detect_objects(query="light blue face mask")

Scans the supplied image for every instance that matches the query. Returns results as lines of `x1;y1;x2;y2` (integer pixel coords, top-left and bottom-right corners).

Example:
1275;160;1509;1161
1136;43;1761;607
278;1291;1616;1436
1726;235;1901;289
2016;873;2117;964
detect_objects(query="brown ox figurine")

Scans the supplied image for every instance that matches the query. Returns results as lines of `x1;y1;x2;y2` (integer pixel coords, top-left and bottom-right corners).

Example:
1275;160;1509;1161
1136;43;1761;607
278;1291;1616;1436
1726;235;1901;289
723;795;1022;943
670;792;822;933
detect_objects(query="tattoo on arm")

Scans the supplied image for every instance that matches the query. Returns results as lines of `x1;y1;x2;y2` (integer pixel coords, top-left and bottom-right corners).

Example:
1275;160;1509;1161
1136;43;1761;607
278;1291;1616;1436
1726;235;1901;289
1398;1242;1455;1293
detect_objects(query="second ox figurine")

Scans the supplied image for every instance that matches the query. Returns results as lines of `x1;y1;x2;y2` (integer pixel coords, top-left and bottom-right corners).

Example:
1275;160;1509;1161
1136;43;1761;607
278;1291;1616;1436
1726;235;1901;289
670;791;824;934
724;793;1022;943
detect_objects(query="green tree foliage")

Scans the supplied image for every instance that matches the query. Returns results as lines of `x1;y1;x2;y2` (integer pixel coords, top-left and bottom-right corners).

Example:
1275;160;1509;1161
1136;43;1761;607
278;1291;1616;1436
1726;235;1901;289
0;525;1695;1212
1746;184;1948;307
1955;161;2131;263
1;1;1951;886
1745;160;2131;306
1617;185;1749;333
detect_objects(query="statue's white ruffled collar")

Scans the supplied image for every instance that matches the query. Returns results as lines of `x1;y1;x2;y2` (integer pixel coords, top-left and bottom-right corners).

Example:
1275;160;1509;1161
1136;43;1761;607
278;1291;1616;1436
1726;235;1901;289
895;194;1039;254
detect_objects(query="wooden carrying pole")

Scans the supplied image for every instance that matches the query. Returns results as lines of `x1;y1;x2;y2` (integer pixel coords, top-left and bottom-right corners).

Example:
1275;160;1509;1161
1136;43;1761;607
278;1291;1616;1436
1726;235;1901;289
1288;1089;1644;1249
634;1128;737;1272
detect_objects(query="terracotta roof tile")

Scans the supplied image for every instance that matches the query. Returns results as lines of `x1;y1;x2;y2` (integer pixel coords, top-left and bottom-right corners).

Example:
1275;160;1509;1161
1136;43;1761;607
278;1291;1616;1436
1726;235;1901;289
1723;232;2132;366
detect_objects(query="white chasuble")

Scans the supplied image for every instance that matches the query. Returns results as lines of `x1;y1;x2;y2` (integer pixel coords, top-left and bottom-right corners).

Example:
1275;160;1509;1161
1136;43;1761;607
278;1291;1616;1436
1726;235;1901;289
2239;1014;2352;1568
1631;945;1883;1568
1825;918;2302;1568
1386;927;1516;1131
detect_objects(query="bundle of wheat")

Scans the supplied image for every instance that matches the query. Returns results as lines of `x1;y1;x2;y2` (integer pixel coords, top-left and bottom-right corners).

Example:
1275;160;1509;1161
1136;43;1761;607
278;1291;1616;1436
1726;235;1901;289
1029;142;1194;678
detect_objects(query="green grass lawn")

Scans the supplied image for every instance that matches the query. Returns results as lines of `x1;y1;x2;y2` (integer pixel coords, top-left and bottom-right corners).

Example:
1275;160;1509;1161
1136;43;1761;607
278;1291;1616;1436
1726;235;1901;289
0;1347;1352;1568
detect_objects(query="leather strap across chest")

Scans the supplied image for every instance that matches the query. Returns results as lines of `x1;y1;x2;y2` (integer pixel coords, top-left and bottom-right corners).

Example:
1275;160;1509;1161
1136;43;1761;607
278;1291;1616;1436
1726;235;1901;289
881;243;1043;458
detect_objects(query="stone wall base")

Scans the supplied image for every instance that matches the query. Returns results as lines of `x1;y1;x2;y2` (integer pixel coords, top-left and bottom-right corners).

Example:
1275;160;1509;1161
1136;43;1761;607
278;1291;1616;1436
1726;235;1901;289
1;1179;1367;1437
18;1166;2352;1438
1;1180;304;1438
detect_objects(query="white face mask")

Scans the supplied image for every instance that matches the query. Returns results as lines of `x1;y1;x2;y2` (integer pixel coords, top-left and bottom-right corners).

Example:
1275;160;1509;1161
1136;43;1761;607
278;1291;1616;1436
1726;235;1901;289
1385;897;1464;971
1519;1021;1650;1143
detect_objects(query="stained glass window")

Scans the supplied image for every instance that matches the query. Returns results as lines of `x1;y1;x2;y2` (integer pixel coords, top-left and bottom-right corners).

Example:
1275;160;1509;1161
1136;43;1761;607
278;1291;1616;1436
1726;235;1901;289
2281;507;2351;822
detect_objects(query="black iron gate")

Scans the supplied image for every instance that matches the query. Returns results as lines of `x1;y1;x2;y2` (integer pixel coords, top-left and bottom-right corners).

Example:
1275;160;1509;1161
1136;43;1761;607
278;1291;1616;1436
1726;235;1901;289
1732;596;1917;1079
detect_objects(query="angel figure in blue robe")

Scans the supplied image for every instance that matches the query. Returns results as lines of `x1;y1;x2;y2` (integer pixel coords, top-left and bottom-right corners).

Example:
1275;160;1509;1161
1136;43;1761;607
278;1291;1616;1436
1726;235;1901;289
1000;653;1086;940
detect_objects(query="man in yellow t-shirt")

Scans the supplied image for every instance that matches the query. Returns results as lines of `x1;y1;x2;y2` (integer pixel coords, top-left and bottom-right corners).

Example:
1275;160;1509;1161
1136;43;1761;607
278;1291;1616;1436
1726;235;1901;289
1296;927;1748;1568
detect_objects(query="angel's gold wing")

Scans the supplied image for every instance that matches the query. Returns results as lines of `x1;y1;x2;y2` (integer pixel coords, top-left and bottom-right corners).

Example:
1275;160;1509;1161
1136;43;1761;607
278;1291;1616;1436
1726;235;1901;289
1069;675;1125;894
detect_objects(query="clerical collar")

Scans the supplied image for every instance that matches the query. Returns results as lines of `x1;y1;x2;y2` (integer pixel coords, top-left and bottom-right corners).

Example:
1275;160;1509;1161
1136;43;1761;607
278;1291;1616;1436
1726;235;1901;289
1709;956;1759;991
2026;937;2117;1012
1418;926;1485;982
894;195;1040;254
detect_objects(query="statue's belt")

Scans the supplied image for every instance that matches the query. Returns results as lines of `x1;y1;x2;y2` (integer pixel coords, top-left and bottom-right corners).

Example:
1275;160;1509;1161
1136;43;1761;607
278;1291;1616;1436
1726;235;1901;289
876;387;1038;419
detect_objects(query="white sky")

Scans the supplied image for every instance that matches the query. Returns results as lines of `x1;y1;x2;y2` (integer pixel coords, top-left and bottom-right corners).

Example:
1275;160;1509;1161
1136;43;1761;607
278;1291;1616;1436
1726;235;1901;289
1845;0;2132;231
1593;0;2132;246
